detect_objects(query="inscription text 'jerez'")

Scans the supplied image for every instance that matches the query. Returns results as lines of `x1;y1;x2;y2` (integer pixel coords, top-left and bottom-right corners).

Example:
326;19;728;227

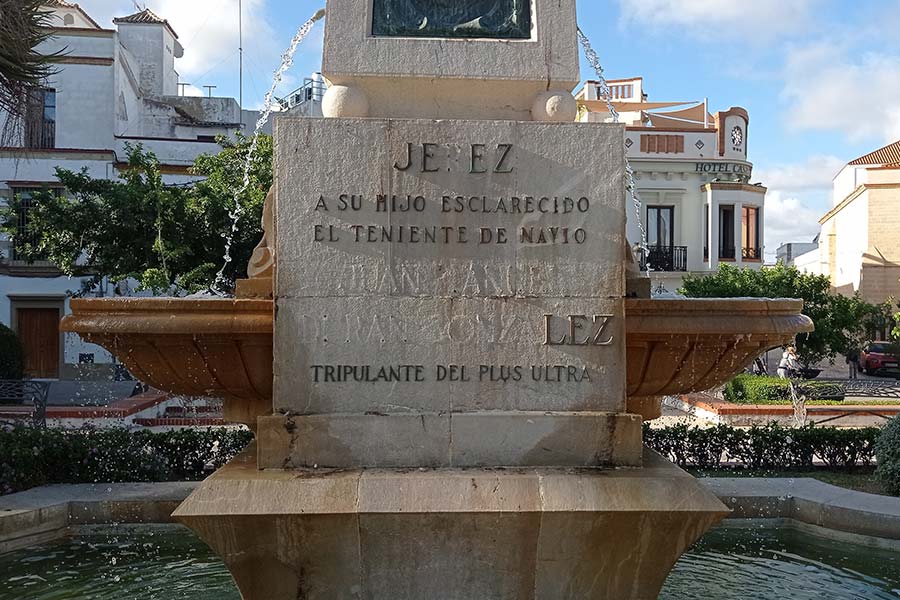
394;142;514;173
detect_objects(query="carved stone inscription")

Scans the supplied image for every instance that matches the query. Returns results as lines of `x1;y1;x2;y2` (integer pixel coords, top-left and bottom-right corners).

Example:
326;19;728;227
274;118;626;414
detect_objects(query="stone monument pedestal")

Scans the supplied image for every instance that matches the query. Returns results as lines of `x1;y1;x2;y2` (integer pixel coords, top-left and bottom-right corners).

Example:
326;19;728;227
175;443;727;600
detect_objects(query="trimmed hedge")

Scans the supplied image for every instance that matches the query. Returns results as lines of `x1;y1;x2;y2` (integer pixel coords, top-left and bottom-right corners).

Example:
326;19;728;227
0;422;892;496
723;374;846;405
0;324;24;380
643;422;880;470
0;426;253;495
875;416;900;495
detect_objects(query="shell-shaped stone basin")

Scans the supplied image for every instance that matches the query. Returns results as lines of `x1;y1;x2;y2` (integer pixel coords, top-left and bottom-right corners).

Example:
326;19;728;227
61;296;813;426
625;298;814;419
61;298;273;428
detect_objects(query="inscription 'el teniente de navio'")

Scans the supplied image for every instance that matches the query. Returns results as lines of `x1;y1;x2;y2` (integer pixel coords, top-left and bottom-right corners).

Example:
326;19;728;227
394;142;515;173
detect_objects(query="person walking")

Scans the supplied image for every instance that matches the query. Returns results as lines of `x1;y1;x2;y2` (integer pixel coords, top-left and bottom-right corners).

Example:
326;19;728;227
846;348;860;380
777;346;801;379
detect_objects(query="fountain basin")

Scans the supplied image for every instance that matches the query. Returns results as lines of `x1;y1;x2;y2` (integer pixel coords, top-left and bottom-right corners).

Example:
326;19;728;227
625;297;814;419
62;296;813;426
61;298;273;428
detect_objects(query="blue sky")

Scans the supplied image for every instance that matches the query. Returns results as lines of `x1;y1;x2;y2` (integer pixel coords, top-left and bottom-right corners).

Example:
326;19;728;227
79;0;900;260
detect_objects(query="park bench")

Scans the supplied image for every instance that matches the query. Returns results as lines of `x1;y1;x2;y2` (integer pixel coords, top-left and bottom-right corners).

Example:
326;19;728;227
0;379;50;428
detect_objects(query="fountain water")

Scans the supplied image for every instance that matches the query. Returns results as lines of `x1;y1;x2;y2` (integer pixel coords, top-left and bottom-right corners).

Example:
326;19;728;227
576;28;650;269
214;8;326;293
61;1;814;598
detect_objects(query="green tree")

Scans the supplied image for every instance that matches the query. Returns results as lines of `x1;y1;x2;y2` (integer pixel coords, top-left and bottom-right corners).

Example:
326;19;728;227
680;263;885;367
1;135;270;294
0;324;24;379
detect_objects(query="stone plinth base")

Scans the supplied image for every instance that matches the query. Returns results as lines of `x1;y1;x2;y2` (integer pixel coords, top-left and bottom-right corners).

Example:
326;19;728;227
174;444;728;600
257;412;643;469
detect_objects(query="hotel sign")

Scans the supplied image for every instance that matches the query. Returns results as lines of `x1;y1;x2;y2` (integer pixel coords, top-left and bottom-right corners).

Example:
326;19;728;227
695;162;752;175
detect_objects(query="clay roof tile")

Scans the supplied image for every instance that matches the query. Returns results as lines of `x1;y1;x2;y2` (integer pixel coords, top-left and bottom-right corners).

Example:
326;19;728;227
113;8;178;38
848;139;900;166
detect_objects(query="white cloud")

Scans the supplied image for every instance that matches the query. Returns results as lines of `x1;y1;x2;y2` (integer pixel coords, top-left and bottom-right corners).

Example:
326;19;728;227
782;42;900;143
616;0;818;38
754;155;844;193
764;191;824;254
77;0;278;80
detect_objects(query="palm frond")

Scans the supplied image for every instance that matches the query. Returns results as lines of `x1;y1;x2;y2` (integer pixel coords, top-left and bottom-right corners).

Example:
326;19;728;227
0;0;67;144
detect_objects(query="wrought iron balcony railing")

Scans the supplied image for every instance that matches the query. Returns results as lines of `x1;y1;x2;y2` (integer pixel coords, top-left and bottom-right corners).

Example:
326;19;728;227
639;245;688;272
742;247;762;260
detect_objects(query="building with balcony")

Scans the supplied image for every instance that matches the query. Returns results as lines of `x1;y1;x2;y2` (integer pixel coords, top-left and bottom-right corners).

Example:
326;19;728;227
792;140;900;306
576;77;766;290
0;1;260;379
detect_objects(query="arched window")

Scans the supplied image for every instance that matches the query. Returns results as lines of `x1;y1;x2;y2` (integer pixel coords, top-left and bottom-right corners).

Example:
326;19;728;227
63;13;75;25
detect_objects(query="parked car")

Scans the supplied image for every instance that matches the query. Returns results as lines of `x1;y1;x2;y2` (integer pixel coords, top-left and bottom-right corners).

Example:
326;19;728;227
858;342;900;376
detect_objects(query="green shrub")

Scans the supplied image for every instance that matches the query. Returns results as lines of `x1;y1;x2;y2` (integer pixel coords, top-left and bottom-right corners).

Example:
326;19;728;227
724;375;790;404
0;426;253;495
0;324;24;379
875;416;900;495
643;421;882;474
723;374;847;405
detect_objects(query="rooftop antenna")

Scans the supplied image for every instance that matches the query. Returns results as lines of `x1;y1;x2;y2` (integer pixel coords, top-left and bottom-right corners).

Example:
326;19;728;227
132;1;147;11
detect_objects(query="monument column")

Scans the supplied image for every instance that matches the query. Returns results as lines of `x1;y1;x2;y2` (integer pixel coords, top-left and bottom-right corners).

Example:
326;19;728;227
175;2;729;597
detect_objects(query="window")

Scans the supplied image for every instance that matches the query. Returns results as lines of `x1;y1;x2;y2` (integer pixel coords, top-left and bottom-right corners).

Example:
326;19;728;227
719;205;735;259
9;187;60;261
647;206;674;247
24;88;55;149
742;206;760;259
63;13;75;25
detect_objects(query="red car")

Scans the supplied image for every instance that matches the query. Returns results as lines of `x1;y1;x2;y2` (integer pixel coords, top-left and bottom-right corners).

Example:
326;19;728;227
858;342;900;375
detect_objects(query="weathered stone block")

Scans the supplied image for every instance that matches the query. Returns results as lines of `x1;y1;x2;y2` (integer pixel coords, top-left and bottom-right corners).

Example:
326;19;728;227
257;412;641;469
321;0;579;120
274;118;625;299
273;118;627;423
450;412;642;467
274;296;626;415
174;446;731;600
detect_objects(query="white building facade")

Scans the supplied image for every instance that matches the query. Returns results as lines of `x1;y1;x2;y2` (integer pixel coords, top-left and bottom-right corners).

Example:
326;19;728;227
792;140;900;308
576;77;766;291
0;1;257;379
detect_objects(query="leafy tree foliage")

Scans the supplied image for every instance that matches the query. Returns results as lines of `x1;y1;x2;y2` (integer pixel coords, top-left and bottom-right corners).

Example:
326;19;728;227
680;263;889;366
1;135;271;294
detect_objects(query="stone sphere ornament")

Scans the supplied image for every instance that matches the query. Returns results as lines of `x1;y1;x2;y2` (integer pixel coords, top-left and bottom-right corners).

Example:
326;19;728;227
322;84;370;118
531;90;578;122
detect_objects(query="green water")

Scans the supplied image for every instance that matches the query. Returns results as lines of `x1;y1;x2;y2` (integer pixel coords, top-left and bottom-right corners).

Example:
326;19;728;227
1;525;898;599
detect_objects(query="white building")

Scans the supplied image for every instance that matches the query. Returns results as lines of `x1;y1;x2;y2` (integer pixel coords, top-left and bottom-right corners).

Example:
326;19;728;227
776;240;819;267
0;1;259;379
576;77;766;290
792;140;900;307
